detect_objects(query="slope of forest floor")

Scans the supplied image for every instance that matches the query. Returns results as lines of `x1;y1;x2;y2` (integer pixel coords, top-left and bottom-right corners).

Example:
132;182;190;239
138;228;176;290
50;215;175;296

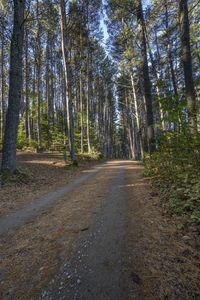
0;151;101;217
126;174;200;299
0;159;199;299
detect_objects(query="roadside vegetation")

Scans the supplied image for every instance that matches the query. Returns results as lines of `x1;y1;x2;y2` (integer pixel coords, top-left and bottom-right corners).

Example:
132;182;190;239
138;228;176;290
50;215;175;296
145;132;200;226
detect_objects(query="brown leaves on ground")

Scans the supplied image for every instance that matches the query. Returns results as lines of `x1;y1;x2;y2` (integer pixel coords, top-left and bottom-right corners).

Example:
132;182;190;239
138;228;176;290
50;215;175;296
125;168;200;300
0;151;100;217
0;158;199;299
0;165;112;299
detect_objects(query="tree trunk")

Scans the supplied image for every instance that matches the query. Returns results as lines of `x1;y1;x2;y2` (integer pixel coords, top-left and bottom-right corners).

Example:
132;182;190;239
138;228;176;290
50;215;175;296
25;27;30;141
136;0;155;153
179;0;197;134
145;26;165;130
1;0;25;172
36;0;42;150
79;32;84;153
0;18;5;142
165;3;179;99
80;69;84;153
50;39;55;128
130;73;144;160
60;0;76;161
86;57;91;153
103;86;109;158
46;31;51;147
125;90;135;159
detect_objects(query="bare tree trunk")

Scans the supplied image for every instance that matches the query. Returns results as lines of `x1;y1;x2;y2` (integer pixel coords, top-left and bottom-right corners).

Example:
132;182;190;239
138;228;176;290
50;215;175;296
36;0;42;150
179;0;197;134
79;32;84;153
50;38;55;128
60;0;76;161
1;0;25;172
86;57;91;153
61;66;68;139
46;31;51;147
130;73;144;160
30;46;37;141
25;27;30;141
136;0;155;153
0;18;5;142
125;91;135;159
145;26;165;130
165;3;179;99
80;69;84;153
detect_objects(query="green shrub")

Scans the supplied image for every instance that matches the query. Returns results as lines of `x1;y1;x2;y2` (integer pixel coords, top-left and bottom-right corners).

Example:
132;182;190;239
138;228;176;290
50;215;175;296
145;132;200;224
78;151;103;161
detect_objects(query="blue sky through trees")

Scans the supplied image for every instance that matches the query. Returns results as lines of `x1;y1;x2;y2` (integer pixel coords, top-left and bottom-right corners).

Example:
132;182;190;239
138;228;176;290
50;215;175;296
101;0;152;44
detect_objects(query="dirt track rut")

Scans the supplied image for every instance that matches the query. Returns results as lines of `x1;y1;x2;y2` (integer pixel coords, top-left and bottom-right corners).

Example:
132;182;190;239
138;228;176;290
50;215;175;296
41;163;129;300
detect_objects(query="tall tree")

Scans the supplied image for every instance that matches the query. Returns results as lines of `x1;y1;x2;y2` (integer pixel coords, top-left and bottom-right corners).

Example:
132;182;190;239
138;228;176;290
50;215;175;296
1;0;25;172
179;0;197;134
36;0;42;149
60;0;76;161
0;15;5;141
136;0;155;153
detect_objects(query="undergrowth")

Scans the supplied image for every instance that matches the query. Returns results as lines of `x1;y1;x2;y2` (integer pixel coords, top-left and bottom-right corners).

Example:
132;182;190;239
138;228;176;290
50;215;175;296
49;151;103;161
144;132;200;225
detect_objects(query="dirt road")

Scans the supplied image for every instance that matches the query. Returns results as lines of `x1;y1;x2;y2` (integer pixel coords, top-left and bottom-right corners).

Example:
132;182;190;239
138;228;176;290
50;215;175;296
40;162;129;300
0;160;199;299
0;161;141;299
0;163;107;234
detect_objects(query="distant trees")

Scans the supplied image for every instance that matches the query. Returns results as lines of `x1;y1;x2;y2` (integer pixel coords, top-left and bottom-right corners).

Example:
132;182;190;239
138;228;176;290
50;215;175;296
0;0;117;172
0;0;199;170
106;0;199;159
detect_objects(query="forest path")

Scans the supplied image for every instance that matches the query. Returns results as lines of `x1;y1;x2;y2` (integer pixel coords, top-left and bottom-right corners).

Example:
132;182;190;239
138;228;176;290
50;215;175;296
0;162;107;235
0;160;145;299
1;160;199;299
40;160;134;300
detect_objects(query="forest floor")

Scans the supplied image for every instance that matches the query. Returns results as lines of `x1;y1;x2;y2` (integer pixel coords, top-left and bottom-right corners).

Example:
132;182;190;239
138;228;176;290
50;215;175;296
0;151;100;217
0;155;199;299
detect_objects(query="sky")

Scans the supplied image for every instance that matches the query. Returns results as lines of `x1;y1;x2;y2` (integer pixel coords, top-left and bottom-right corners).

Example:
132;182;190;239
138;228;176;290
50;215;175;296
101;0;152;45
144;0;152;6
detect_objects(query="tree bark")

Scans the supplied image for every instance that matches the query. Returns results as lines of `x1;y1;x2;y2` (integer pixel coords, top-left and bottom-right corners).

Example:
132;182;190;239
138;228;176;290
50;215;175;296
145;26;165;130
136;0;155;153
25;27;30;141
0;18;5;142
60;0;76;161
1;0;25;172
46;31;51;147
79;68;84;153
165;3;179;99
79;31;84;153
130;73;144;160
86;56;91;153
36;0;42;149
179;0;197;134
